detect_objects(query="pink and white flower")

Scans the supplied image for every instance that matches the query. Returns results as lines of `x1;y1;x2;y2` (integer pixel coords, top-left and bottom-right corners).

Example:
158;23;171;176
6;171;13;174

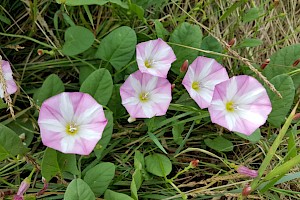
120;70;172;118
0;59;17;98
182;56;229;109
208;75;272;135
38;92;107;155
136;38;176;78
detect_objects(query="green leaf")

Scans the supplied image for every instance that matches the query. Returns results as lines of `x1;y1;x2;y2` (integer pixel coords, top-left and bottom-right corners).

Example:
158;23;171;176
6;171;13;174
169;22;203;74
57;153;80;175
134;150;145;170
33;74;64;106
80;68;113;106
64;179;95;200
94;111;113;158
79;66;95;85
129;3;144;20
154;20;169;40
266;74;295;127
0;124;29;161
286;126;297;160
56;0;128;8
243;7;264;23
147;132;168;154
238;38;263;47
234;129;261;143
172;122;184;145
83;162;115;197
199;35;223;61
96;26;137;71
131;169;142;200
107;84;126;118
0;14;11;25
204;136;234;152
41;148;60;182
219;0;247;21
7;118;35;147
263;44;300;88
62;26;94;56
145;153;172;177
104;189;134;200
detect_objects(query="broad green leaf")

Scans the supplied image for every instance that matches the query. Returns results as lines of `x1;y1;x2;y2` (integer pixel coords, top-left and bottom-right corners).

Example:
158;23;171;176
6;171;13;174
263;44;300;88
134;150;145;170
266;74;295;127
219;0;247;21
129;3;144;21
80;68;113;105
175;92;199;108
96;26;137;71
145;153;172;177
104;190;134;200
33;74;64;106
0;98;6;109
62;26;94;56
243;7;264;23
94;111;113;158
107;84;126;118
169;22;203;74
64;179;95;200
79;65;95;85
204;136;234;152
57;153;80;175
131;169;142;200
238;38;263;47
172;122;184;145
56;0;128;9
83;162;115;196
7;118;35;147
199;35;223;61
154;20;169;40
41;148;60;181
0;124;29;161
234;129;261;143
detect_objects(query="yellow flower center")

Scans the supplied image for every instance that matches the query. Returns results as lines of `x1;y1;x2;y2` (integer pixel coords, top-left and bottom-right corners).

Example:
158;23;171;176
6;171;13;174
145;60;153;68
139;92;149;102
66;123;78;135
192;81;200;91
226;101;235;112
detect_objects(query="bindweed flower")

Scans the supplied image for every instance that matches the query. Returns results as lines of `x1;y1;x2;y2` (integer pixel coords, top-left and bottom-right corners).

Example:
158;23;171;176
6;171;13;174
237;166;258;178
14;178;30;200
182;56;229;109
136;38;176;78
120;70;172;118
0;59;18;98
208;75;272;135
38;92;108;155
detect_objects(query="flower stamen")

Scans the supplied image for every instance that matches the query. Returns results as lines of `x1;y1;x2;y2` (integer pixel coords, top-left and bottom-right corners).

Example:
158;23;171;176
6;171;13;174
66;122;78;135
226;101;236;112
145;60;153;68
139;92;149;102
192;81;200;91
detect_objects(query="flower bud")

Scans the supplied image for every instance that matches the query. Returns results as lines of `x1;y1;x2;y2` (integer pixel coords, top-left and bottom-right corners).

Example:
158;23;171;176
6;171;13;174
180;60;189;73
293;113;300;120
128;116;136;123
237;166;258;178
171;84;175;91
37;49;44;56
292;59;300;67
14;178;30;200
37;177;49;196
242;184;252;196
227;38;236;47
190;159;199;168
260;59;270;69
